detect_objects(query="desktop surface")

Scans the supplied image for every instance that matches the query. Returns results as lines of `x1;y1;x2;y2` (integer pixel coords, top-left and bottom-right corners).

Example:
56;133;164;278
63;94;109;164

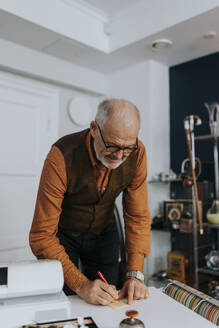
68;287;215;328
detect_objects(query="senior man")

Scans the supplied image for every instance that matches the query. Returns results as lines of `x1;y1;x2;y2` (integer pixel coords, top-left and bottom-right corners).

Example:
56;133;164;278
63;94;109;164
29;98;151;305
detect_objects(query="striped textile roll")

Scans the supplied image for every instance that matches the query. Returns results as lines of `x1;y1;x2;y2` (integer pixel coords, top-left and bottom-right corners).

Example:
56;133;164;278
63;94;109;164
163;280;219;326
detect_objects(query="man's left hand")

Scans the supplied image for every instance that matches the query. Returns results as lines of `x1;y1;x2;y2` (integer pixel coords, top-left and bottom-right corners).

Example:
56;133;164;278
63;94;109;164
118;278;149;305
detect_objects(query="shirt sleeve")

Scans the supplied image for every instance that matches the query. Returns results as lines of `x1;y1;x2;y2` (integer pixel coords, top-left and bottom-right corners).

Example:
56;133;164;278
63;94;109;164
29;146;88;291
123;140;151;273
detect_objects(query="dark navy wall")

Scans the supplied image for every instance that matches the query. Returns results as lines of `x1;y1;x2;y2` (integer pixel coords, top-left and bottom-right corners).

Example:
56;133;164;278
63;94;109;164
169;52;219;182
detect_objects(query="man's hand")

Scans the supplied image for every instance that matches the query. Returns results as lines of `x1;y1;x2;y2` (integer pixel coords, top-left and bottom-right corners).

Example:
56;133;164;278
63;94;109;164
118;278;149;305
75;279;118;305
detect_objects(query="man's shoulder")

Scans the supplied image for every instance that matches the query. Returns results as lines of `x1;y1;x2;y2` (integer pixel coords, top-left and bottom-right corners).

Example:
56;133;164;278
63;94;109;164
134;139;147;170
54;129;89;154
137;139;146;156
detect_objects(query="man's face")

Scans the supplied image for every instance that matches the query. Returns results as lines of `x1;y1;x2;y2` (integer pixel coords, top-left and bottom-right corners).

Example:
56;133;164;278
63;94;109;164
90;120;139;169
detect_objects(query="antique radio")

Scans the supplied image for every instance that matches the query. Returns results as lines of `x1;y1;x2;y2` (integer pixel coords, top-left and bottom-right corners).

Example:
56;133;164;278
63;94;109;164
165;202;183;229
167;252;188;283
164;200;202;230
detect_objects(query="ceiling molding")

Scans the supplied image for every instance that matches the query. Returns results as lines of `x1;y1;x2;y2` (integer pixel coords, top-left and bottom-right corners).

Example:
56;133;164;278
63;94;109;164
60;0;108;22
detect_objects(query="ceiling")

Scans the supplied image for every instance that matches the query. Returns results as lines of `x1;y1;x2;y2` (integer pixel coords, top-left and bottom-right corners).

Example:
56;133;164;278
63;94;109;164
43;7;219;73
0;1;219;74
70;0;145;17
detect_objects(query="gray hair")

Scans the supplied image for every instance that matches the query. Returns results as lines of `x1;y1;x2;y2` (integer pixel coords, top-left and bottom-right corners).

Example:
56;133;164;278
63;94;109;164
95;98;140;128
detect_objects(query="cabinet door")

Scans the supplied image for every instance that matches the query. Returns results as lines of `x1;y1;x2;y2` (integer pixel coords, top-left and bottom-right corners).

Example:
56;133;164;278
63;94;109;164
0;72;59;253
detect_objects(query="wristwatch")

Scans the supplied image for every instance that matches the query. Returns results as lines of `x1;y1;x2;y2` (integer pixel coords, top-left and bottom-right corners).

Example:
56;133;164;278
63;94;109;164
126;270;144;282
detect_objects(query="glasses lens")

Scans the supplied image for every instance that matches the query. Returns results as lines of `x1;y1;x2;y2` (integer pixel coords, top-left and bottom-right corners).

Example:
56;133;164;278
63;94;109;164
106;146;136;154
123;148;135;155
105;146;120;153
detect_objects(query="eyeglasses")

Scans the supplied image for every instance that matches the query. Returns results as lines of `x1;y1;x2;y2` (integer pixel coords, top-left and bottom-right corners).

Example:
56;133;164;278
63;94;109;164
96;122;138;155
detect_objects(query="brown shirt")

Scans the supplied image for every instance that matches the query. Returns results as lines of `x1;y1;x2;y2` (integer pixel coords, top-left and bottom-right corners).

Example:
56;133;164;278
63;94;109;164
29;132;151;292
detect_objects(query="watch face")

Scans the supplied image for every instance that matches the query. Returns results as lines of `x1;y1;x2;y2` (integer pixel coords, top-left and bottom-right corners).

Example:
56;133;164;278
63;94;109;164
136;271;144;281
127;271;144;281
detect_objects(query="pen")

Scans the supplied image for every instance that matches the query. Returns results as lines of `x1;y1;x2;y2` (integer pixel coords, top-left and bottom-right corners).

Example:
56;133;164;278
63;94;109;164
97;271;108;284
98;271;121;301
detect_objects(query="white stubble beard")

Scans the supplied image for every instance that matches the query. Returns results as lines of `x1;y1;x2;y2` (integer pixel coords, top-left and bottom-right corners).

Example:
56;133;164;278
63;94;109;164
94;143;126;169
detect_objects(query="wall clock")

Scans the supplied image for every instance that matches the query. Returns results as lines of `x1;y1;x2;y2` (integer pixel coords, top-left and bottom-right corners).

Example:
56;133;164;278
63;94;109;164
68;96;93;126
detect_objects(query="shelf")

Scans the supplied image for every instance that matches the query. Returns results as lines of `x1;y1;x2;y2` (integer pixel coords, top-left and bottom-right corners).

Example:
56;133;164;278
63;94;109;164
195;134;219;142
148;179;182;183
152;225;207;233
198;267;219;276
205;222;219;229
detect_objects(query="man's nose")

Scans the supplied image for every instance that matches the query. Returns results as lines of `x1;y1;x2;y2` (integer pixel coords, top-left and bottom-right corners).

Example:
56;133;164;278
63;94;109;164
113;149;124;159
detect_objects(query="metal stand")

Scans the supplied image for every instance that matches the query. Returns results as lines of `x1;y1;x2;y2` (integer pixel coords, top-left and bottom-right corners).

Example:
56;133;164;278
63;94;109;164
204;102;219;198
192;188;199;289
213;133;219;199
190;117;199;289
213;129;219;253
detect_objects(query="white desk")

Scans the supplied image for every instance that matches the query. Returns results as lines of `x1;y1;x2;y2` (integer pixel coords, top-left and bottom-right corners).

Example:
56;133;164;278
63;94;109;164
68;287;216;328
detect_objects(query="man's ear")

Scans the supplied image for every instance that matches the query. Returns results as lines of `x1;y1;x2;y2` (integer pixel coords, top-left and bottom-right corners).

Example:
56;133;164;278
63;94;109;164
90;120;97;138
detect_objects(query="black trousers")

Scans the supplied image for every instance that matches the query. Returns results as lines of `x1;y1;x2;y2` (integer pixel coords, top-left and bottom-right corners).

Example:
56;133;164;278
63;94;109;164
57;222;120;295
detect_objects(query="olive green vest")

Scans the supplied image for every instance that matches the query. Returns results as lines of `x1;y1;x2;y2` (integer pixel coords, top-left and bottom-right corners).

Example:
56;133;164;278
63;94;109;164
54;129;137;236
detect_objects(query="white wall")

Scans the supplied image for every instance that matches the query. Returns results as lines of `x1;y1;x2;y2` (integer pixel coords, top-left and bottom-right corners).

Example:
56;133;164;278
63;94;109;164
0;40;105;262
0;38;107;96
108;60;171;278
108;60;170;215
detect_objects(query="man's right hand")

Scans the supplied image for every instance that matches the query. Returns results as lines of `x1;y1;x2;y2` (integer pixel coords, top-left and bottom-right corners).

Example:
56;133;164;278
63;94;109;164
75;279;118;305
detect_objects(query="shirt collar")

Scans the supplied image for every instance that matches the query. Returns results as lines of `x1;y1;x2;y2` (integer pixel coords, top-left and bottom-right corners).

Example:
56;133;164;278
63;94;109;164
86;130;99;168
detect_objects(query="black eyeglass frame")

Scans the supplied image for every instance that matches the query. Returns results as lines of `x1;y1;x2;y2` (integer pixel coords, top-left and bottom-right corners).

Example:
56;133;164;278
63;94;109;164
95;122;138;155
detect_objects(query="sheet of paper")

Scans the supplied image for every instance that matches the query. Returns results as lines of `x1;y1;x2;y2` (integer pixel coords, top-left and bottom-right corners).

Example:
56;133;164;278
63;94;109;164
108;299;129;309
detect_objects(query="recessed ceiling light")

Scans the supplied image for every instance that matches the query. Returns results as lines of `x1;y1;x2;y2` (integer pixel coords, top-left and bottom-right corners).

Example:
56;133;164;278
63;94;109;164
203;31;217;39
152;38;173;50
